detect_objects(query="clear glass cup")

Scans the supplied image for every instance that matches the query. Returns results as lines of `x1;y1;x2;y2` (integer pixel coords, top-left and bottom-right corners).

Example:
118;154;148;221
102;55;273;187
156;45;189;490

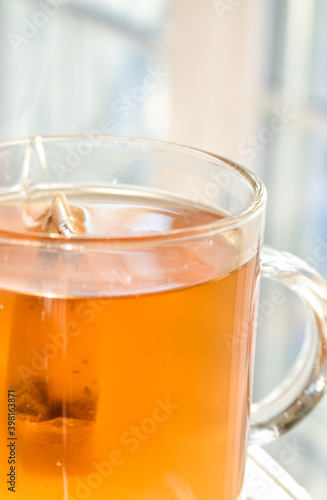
0;136;326;500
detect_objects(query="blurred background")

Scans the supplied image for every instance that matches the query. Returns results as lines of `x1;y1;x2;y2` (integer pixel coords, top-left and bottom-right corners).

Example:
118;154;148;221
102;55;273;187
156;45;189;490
0;0;326;498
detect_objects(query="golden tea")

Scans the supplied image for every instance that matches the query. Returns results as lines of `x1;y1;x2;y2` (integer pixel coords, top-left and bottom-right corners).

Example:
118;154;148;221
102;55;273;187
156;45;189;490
0;192;259;500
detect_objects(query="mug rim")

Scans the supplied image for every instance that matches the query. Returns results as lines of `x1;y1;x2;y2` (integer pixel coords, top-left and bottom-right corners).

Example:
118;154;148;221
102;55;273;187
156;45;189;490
0;136;267;245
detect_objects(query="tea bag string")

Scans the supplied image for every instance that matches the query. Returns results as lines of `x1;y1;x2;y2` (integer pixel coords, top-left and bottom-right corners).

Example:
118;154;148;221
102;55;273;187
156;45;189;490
20;135;53;203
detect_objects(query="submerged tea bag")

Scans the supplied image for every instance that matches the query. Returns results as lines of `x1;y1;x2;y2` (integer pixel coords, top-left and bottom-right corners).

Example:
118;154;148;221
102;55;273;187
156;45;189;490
7;264;99;473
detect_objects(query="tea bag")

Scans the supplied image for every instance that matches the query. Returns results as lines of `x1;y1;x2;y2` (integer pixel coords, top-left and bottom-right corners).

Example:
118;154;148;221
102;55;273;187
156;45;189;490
6;137;100;475
34;191;85;237
18;136;85;237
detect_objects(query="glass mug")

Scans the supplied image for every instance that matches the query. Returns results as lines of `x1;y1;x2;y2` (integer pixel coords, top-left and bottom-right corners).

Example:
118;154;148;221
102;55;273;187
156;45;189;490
0;136;326;500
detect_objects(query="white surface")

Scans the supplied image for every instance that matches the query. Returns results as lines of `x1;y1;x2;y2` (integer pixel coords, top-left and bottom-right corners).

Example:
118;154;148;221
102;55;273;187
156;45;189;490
243;446;314;500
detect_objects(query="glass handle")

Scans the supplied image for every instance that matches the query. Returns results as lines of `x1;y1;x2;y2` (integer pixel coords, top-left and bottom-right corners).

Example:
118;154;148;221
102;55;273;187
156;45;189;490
250;246;327;445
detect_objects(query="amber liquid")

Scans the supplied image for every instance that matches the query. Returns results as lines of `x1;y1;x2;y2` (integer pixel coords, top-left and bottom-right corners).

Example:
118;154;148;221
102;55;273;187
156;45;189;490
0;192;259;500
